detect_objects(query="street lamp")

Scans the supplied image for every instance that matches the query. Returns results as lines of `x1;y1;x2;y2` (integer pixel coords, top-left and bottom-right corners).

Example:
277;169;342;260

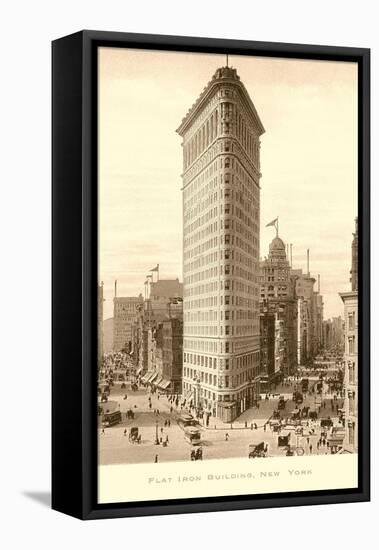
154;419;160;445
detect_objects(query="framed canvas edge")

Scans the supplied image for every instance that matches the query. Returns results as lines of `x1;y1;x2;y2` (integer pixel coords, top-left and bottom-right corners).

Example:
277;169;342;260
53;30;370;521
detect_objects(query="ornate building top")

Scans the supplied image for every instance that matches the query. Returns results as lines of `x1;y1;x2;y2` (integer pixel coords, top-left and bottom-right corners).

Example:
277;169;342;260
176;66;265;136
268;236;287;261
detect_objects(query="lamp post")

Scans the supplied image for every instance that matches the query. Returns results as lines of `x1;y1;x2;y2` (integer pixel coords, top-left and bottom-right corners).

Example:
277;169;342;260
154;419;160;445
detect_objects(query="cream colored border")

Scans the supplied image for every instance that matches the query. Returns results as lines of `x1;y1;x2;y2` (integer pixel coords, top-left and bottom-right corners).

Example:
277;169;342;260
98;454;357;504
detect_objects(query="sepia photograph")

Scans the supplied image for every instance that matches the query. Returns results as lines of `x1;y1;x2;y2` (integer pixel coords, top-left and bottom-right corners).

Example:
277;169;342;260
97;46;359;503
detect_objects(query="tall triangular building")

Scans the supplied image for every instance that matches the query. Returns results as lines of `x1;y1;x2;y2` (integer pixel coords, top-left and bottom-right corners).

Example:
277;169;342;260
177;66;264;422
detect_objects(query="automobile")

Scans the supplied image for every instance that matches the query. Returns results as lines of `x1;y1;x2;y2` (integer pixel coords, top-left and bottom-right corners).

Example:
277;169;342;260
278;433;291;447
320;418;333;428
278;398;286;410
293;391;303;404
129;426;139;443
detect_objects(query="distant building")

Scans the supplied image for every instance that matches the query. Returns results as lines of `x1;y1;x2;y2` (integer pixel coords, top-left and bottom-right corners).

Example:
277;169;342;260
113;295;143;352
340;218;358;452
292;269;316;364
98;282;104;366
148;278;183;322
259;309;275;388
162;315;183;394
323;316;344;350
134;279;184;389
313;292;324;355
260;235;298;381
177;65;263;422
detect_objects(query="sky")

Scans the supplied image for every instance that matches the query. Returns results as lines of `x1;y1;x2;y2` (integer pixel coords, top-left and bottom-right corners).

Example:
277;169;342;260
98;47;358;321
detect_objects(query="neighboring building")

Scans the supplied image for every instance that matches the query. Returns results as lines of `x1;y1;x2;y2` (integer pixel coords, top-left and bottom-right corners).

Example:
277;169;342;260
323;316;344;351
313;292;324;355
259;235;298;380
103;317;114;353
162;316;183;394
113;295;143;351
98;282;104;366
148;278;183;322
292;269;316;364
259;308;275;389
134;282;184;389
177;65;264;422
340;218;358;452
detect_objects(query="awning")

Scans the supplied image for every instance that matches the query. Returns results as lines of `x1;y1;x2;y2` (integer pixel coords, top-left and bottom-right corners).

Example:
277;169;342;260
141;372;151;382
186;391;194;402
136;367;143;375
158;379;171;389
147;371;159;383
153;376;163;386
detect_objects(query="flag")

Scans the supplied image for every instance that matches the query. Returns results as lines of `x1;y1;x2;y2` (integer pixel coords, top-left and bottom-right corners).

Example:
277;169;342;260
266;217;278;228
150;264;159;272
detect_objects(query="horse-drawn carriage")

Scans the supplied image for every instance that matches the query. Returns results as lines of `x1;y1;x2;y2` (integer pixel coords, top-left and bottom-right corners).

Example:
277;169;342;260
248;441;267;458
129;426;140;443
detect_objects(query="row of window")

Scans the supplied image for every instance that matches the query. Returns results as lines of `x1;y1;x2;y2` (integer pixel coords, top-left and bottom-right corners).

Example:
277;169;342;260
184;339;254;354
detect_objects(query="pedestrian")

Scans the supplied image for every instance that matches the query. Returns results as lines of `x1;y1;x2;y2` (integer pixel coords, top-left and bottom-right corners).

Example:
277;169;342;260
161;427;164;434
124;429;127;436
154;454;159;463
168;420;171;427
309;444;313;454
307;436;310;445
165;435;169;444
264;423;266;432
225;433;229;441
101;428;105;435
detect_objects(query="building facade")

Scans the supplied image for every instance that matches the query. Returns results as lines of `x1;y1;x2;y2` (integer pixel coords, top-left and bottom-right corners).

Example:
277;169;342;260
292;270;317;364
259;236;298;380
177;66;264;422
98;282;104;367
323;316;344;351
162;317;183;394
113;295;144;352
340;218;358;452
148;278;183;322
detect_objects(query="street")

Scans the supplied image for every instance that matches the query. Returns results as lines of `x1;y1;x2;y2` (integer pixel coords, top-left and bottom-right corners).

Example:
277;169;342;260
98;373;344;465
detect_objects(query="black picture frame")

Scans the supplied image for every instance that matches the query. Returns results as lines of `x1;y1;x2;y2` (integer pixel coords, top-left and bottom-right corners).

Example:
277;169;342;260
52;30;370;520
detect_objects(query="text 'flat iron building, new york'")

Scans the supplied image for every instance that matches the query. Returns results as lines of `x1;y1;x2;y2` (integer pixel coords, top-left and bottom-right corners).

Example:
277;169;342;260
177;66;264;422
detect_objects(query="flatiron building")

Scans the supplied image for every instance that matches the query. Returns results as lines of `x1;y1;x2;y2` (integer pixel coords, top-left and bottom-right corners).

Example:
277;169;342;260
177;66;264;422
